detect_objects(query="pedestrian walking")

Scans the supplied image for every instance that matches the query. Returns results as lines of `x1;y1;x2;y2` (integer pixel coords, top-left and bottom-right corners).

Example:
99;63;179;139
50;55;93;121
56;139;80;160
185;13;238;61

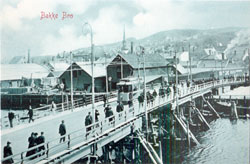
95;110;100;122
51;101;57;114
59;120;66;143
32;133;39;159
138;94;144;108
104;104;111;118
26;133;35;157
37;132;45;156
104;104;114;121
85;112;93;133
28;105;34;123
82;90;87;106
103;94;107;107
116;102;124;113
3;141;14;164
8;110;15;128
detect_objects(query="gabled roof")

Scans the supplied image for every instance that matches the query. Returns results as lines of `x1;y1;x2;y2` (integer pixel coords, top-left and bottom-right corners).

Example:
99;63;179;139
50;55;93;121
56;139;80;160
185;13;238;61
172;64;188;74
1;64;50;81
109;53;168;69
197;60;227;68
9;56;26;64
72;62;106;78
49;62;70;71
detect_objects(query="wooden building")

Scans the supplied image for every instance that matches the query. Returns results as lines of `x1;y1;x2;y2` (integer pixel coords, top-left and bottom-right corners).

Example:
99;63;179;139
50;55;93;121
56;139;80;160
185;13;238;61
0;64;50;89
59;62;106;92
107;53;170;89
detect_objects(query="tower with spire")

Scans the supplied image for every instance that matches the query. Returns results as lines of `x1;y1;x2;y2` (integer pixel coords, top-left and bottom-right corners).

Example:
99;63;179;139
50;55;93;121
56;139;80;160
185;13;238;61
121;25;127;51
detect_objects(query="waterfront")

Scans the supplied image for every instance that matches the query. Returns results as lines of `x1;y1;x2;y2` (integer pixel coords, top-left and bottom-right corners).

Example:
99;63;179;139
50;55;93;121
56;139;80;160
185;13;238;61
181;118;249;164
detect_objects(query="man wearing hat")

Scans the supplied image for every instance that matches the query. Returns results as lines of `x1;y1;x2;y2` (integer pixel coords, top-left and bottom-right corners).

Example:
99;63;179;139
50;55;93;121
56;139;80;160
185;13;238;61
59;120;66;143
3;141;14;164
8;110;15;128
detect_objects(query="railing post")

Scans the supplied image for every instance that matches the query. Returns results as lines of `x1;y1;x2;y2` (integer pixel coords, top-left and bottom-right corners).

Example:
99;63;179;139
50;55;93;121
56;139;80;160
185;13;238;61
21;152;24;164
46;143;49;159
68;134;71;149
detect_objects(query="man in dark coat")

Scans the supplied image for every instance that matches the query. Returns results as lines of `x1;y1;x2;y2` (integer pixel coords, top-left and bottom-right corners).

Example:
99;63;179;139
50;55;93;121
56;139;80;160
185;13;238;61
103;94;107;107
3;141;14;164
28;105;34;123
85;112;93;133
107;107;114;122
95;110;100;122
26;133;35;157
37;132;45;155
138;94;144;108
116;102;123;113
8;110;15;128
82;90;87;106
59;120;66;143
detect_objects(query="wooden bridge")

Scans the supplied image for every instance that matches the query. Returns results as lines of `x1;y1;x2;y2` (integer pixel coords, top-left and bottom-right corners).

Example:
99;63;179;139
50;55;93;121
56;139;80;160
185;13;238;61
1;78;246;164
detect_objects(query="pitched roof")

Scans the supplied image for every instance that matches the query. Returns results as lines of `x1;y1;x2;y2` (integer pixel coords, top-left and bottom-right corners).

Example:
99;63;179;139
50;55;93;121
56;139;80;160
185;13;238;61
74;62;106;78
110;53;168;69
49;62;70;71
197;60;227;68
9;56;26;64
172;64;188;74
1;64;50;81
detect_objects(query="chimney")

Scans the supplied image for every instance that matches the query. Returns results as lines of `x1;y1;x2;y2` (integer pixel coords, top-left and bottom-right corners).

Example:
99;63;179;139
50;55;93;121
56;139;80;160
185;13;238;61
28;49;31;63
222;53;225;60
131;42;134;54
234;50;236;56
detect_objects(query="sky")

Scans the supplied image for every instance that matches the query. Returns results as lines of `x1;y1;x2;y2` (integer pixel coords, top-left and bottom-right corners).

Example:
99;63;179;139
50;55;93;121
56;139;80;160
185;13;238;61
1;0;250;62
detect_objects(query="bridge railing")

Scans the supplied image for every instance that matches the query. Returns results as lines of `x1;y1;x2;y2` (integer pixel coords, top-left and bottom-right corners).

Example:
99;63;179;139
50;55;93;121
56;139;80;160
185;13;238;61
1;93;117;128
1;105;136;164
2;78;245;163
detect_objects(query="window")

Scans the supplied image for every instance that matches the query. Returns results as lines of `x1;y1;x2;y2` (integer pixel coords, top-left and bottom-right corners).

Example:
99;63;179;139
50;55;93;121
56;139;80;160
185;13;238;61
117;67;121;78
73;71;77;78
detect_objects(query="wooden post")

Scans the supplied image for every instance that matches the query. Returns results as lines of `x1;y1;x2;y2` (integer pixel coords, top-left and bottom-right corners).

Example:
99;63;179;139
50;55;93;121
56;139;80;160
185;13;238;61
230;101;238;119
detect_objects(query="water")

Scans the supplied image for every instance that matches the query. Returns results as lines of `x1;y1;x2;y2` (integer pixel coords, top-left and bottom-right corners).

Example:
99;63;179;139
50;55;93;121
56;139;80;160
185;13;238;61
181;119;250;164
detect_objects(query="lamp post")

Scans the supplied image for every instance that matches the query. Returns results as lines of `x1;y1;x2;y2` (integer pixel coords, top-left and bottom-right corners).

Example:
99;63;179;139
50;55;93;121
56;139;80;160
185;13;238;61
104;53;108;94
175;50;179;116
83;22;95;124
140;46;148;138
70;52;74;110
188;44;192;86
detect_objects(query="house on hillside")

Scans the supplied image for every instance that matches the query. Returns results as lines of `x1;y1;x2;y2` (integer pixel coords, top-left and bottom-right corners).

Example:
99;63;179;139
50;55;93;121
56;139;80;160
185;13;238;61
59;62;106;92
107;53;171;89
197;47;228;69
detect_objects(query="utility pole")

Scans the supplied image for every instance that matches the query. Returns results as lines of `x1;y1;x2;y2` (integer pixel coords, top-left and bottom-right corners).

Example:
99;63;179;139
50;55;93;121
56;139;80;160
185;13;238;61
137;56;141;92
121;56;123;79
105;53;108;93
141;46;148;139
175;50;179;116
70;51;74;110
189;44;192;86
90;26;95;124
83;22;95;124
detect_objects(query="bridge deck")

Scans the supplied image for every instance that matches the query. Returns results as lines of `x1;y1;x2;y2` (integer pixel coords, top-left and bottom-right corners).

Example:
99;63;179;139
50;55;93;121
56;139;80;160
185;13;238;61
1;79;245;163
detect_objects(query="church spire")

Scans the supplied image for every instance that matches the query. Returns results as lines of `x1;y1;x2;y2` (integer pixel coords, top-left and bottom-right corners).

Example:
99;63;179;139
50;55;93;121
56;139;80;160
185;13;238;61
122;25;126;50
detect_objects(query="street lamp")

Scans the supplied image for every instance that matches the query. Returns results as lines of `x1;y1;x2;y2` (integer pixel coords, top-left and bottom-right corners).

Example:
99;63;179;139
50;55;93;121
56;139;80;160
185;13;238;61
139;45;148;139
82;22;95;124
